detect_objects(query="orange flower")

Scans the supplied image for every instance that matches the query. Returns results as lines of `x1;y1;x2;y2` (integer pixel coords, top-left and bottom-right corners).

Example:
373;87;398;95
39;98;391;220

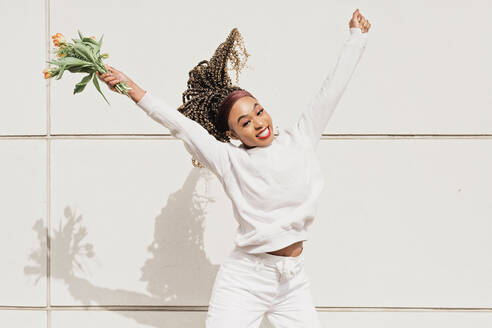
90;35;96;40
51;32;66;47
42;67;52;79
42;67;59;79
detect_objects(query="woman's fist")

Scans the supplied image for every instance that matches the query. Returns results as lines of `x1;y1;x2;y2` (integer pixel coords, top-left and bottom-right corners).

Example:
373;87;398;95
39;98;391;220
96;65;133;93
349;9;371;33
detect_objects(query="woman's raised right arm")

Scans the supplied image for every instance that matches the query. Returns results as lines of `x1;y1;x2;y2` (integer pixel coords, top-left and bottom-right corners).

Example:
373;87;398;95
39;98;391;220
97;66;229;177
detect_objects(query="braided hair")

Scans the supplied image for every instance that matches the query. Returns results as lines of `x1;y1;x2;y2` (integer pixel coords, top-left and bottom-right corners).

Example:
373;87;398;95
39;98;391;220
177;27;251;168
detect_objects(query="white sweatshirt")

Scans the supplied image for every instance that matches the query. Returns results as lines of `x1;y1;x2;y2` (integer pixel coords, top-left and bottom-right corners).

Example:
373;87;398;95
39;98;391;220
137;27;368;254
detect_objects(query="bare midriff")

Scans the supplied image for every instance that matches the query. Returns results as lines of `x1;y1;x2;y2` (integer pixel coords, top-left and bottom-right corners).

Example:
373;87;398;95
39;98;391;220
266;241;304;257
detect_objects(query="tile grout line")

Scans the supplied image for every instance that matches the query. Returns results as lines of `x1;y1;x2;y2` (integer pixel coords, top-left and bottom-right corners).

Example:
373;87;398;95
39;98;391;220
1;305;492;312
45;0;51;327
2;134;492;140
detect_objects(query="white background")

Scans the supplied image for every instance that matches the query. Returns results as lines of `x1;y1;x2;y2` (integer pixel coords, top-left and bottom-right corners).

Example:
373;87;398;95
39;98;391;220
1;0;491;327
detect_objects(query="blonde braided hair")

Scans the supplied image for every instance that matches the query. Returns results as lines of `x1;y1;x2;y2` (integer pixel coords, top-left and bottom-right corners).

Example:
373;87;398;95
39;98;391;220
177;27;251;168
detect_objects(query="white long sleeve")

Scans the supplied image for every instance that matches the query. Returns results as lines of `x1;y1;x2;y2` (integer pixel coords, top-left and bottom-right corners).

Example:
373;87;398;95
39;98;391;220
136;91;230;177
292;27;368;149
134;28;369;254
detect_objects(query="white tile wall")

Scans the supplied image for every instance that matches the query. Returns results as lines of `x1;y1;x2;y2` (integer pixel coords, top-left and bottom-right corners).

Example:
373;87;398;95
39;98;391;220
2;0;491;327
0;0;46;135
50;139;235;305
50;310;492;328
47;0;492;135
317;311;492;327
309;139;492;307
52;310;204;328
0;140;46;306
0;310;46;328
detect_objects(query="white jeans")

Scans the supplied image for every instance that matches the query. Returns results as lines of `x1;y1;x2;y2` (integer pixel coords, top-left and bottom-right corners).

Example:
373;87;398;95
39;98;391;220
205;245;322;328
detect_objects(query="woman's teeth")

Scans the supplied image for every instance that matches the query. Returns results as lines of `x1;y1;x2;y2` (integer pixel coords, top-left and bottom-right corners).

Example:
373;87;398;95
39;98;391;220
257;127;270;138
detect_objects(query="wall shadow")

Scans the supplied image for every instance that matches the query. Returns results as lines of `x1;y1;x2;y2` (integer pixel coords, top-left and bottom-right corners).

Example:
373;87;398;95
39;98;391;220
24;167;227;327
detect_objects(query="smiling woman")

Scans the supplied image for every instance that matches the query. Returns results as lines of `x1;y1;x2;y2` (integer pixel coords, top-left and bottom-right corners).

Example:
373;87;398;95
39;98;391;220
222;92;275;149
96;9;371;327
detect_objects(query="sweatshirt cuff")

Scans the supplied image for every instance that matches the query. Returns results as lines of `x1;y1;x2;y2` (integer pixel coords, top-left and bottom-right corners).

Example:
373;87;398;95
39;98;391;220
348;27;368;46
350;27;362;34
136;90;150;107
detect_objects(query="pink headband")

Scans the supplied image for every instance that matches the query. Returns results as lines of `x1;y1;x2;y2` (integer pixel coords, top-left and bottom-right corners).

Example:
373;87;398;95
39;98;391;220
216;89;255;132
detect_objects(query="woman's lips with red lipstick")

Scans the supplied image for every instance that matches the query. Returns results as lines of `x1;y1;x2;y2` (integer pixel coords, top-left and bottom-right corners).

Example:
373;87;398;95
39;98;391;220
257;126;271;139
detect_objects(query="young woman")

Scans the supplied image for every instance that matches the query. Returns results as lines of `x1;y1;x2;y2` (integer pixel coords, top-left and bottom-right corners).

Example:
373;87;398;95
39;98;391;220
98;9;371;328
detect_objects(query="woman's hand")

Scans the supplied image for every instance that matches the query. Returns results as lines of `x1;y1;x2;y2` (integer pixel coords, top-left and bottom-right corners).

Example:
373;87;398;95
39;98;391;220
96;65;146;103
349;9;371;33
96;65;132;93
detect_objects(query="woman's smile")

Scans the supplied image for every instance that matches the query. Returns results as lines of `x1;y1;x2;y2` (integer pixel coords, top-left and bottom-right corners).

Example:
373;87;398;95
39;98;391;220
226;96;275;148
257;126;271;139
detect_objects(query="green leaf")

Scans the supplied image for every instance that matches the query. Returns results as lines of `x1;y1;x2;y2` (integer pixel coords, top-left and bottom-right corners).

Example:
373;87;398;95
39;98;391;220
97;33;104;47
51;56;93;68
72;43;95;63
77;29;84;41
55;64;67;80
82;40;101;54
92;73;110;105
67;66;94;74
73;73;94;94
82;37;98;45
46;60;60;66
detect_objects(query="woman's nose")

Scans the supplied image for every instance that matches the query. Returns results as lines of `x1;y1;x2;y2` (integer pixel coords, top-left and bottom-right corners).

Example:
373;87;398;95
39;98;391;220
254;119;266;129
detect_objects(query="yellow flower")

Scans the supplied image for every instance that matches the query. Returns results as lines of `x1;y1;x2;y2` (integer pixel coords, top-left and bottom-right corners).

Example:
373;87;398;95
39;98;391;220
51;32;66;47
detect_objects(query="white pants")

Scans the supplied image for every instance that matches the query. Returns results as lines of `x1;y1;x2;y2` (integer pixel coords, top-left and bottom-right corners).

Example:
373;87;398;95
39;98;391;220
205;245;322;328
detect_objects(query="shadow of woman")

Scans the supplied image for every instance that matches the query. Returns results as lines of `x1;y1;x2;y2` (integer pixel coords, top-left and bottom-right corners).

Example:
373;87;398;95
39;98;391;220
24;167;222;327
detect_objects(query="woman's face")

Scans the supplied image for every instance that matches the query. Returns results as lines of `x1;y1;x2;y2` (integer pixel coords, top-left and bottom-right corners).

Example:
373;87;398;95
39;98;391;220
226;96;274;149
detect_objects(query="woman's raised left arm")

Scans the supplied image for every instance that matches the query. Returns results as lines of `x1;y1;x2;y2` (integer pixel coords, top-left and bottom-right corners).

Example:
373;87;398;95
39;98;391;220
292;9;371;149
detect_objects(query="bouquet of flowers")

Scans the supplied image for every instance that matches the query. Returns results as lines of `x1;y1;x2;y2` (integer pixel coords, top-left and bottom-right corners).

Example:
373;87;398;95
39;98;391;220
43;30;131;105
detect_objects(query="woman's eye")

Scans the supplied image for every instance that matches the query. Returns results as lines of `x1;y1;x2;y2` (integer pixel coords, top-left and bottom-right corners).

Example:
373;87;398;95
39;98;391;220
242;109;264;127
